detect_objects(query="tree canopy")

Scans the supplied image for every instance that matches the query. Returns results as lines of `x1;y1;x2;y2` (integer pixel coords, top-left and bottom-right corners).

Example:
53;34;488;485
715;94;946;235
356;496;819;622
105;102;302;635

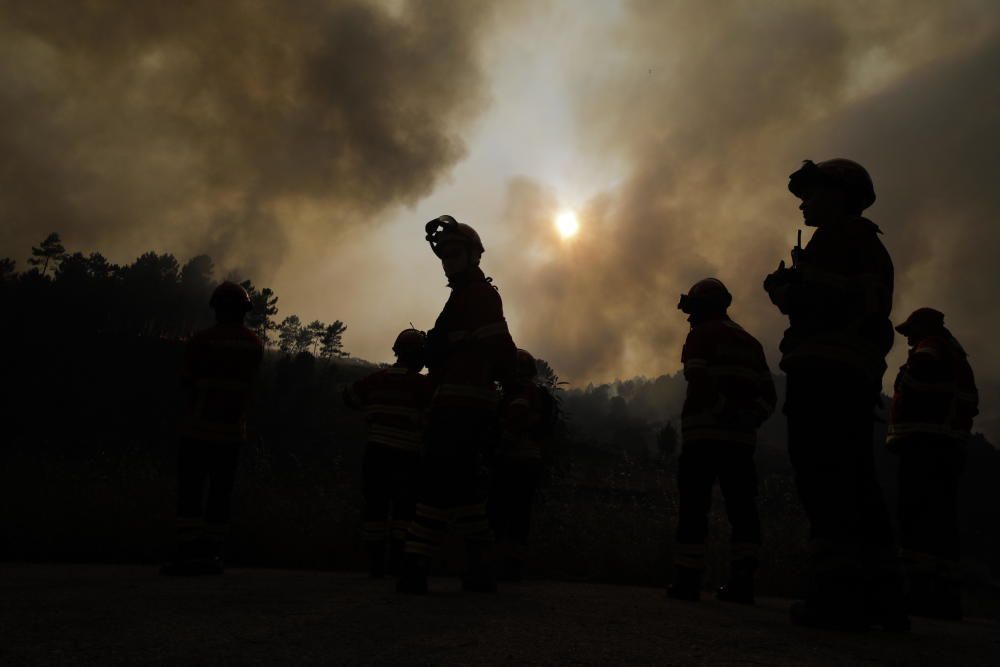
1;234;349;355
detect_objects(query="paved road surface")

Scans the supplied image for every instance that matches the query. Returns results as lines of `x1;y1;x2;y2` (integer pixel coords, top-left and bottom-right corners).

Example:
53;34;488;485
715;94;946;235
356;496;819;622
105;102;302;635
1;564;997;665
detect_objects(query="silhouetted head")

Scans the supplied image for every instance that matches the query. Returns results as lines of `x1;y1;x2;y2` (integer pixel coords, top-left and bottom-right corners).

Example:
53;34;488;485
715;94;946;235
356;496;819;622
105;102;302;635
210;281;252;324
392;328;427;371
678;278;732;324
425;215;484;279
896;307;946;346
515;348;539;383
788;159;876;227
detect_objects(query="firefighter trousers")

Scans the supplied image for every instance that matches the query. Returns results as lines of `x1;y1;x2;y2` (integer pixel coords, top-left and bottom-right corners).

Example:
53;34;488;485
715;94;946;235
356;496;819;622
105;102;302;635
896;435;964;570
404;409;494;559
175;438;240;554
362;444;420;543
785;371;901;611
488;458;542;548
674;440;760;570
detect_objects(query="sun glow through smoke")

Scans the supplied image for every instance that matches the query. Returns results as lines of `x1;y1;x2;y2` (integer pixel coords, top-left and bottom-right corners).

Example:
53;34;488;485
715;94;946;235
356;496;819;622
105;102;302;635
555;210;580;239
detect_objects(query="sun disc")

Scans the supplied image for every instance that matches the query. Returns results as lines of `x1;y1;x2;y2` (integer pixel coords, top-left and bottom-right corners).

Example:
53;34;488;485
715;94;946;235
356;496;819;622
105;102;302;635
555;210;580;239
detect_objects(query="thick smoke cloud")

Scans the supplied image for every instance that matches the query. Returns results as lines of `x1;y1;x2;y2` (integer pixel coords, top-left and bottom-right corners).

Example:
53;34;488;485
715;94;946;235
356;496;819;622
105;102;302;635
495;1;1000;435
0;0;497;274
3;0;998;438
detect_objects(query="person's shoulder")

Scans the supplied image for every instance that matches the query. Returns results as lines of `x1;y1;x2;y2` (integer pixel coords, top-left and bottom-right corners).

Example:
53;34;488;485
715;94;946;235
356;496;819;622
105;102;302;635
195;324;264;351
188;324;231;346
381;368;432;396
236;325;264;349
916;335;954;355
911;336;947;360
467;277;502;301
724;318;764;347
838;216;887;247
366;367;393;382
684;322;711;338
699;318;735;339
682;325;710;354
220;324;264;350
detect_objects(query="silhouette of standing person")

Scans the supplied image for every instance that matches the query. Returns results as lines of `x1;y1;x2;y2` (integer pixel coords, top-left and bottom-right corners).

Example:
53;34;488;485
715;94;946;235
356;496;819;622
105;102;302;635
397;216;517;594
162;281;263;576
669;279;776;604
343;329;431;578
488;348;557;582
764;159;906;630
889;308;978;619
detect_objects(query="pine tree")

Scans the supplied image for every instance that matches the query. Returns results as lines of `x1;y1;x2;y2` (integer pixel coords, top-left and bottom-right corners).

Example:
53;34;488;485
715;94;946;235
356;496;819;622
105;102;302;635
320;320;348;359
242;281;279;345
27;233;66;277
304;320;326;355
0;258;15;281
278;315;302;354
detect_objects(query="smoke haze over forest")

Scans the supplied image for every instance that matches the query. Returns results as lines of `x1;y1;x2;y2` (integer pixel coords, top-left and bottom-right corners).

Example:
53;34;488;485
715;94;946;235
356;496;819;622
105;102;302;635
2;0;999;438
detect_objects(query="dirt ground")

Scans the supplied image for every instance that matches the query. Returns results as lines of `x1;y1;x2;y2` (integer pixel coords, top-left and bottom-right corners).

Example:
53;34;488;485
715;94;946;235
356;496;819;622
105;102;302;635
1;564;997;666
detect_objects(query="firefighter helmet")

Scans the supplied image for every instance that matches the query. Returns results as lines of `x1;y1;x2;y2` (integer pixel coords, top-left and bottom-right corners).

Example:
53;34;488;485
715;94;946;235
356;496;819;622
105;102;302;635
392;328;427;358
678;278;732;315
515;348;538;380
788;158;876;212
895;307;945;337
209;281;252;313
424;215;485;258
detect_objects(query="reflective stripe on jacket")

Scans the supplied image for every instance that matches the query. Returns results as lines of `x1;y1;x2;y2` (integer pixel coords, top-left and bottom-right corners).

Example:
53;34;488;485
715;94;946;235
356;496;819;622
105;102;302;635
779;216;894;384
426;267;517;411
889;333;978;443
345;366;431;453
681;317;776;445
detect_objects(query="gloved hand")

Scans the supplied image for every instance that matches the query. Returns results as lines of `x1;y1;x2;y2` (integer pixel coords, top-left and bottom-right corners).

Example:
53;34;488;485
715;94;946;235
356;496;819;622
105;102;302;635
764;261;795;313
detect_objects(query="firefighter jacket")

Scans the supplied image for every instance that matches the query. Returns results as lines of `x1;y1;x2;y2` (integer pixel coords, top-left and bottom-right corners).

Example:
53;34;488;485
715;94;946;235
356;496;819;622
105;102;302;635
778;216;894;385
681;317;777;446
498;382;557;462
344;366;432;453
179;323;263;444
889;332;978;443
425;267;517;412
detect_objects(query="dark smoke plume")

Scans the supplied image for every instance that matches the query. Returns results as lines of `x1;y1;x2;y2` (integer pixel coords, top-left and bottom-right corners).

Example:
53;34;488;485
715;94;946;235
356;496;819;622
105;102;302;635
0;0;498;275
494;1;1000;438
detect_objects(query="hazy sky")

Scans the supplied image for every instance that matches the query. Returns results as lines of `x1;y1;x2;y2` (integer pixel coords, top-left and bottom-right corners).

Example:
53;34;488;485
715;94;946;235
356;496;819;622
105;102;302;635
2;0;999;435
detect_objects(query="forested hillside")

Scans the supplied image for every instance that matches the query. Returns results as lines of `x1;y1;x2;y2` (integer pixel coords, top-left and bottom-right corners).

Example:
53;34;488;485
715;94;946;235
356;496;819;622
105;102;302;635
1;236;998;605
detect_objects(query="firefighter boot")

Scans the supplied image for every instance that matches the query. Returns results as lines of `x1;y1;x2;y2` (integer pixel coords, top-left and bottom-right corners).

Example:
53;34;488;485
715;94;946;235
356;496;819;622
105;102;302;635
396;553;429;594
367;540;387;579
717;558;756;604
667;566;702;602
462;542;498;593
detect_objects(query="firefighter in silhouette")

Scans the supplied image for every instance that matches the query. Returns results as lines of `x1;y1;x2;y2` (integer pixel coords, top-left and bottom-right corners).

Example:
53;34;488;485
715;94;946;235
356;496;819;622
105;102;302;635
669;279;776;603
488;348;557;582
764;159;906;630
343;329;431;578
889;308;978;619
162;281;263;576
398;215;517;594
